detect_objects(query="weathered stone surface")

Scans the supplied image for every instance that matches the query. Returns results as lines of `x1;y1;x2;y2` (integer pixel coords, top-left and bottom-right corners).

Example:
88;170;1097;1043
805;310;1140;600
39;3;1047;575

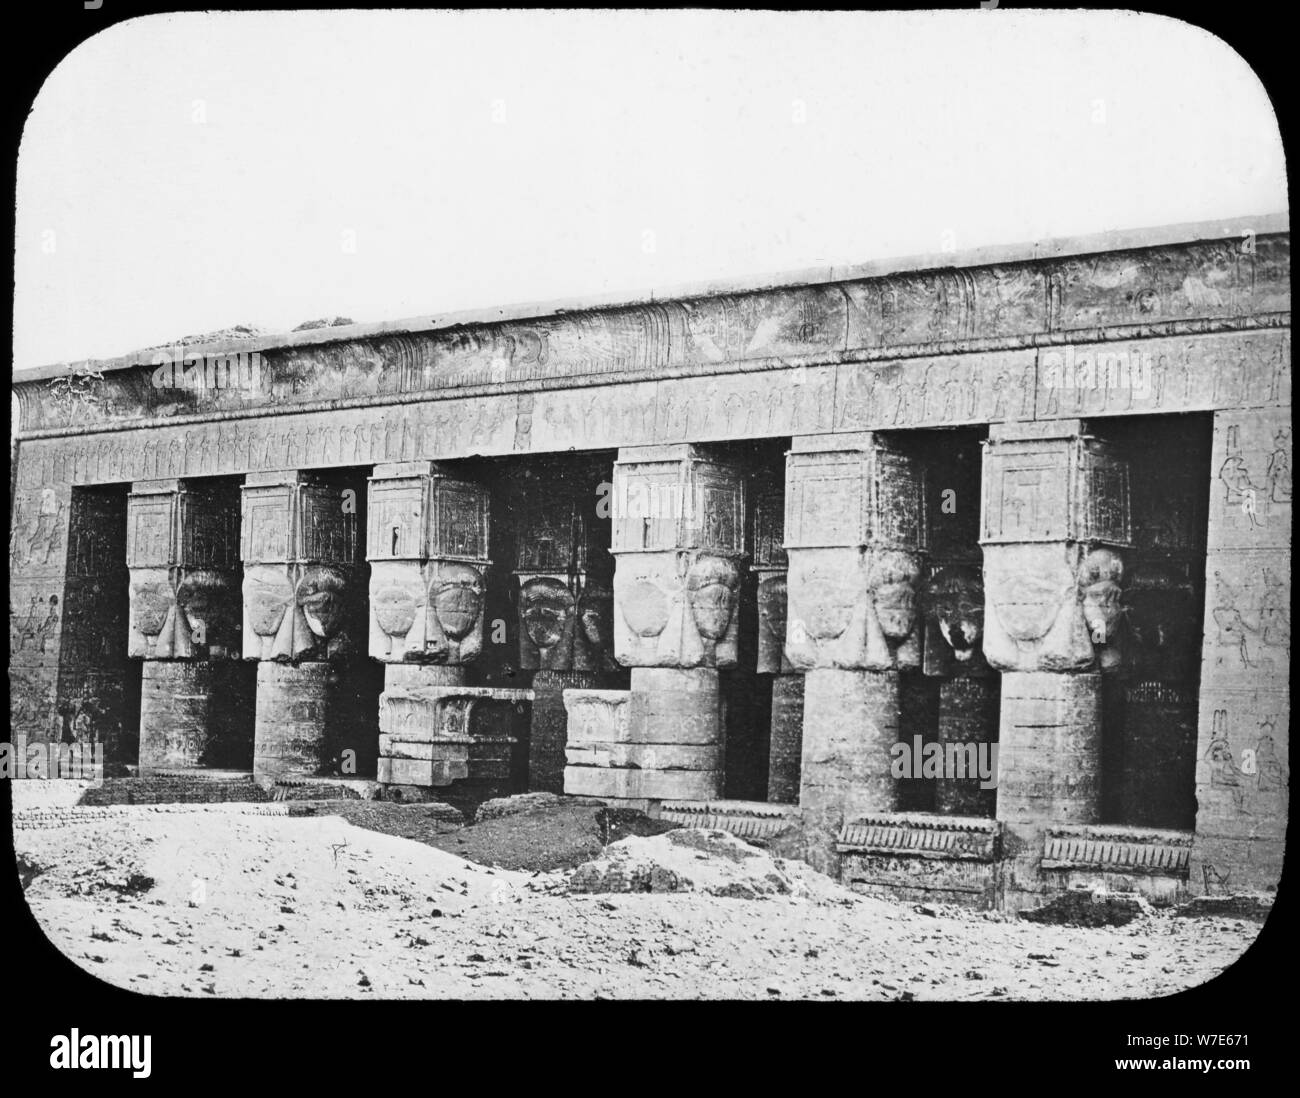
996;670;1103;905
241;471;362;661
767;673;805;805
784;434;927;870
1039;822;1193;905
784;435;926;671
530;670;601;793
799;667;901;874
376;677;531;790
563;766;723;801
563;673;723;802
1192;408;1290;894
1018;888;1154;927
563;688;631;744
837;813;1001;909
16;230;1286;439
565;742;723;770
252;662;339;781
138;661;254;771
11;482;137;770
127;480;242;656
610;446;746;670
981;427;1131;674
1173;893;1274;921
625;668;721;747
934;676;999;817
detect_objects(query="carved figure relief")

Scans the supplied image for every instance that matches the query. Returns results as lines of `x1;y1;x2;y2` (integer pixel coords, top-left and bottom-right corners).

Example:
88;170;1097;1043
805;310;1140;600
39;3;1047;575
1077;547;1127;672
614;550;741;668
755;570;790;674
784;547;922;671
11;595;60;654
922;565;988;677
244;563;357;661
10;490;66;570
574;579;618;673
983;545;1092;672
368;560;486;664
518;576;577;671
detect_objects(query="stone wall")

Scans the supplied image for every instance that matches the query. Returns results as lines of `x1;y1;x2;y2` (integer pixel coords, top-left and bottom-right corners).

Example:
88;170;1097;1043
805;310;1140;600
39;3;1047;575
1192;409;1291;893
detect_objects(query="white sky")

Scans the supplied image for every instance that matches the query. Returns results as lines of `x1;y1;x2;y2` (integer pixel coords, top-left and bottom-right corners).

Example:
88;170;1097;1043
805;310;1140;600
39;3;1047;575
13;9;1287;372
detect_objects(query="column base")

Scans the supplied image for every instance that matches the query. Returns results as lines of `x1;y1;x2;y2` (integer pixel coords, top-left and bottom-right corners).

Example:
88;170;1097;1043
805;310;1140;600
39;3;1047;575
377;665;532;792
560;668;723;803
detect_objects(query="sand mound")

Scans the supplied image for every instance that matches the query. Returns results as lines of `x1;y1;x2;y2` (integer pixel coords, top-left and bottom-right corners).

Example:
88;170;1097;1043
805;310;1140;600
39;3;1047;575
566;828;853;901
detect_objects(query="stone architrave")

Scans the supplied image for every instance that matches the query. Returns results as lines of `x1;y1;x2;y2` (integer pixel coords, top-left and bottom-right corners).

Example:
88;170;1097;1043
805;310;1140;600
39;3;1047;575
979;419;1132;909
242;470;362;780
784;432;928;872
752;486;804;804
596;444;747;804
128;479;248;770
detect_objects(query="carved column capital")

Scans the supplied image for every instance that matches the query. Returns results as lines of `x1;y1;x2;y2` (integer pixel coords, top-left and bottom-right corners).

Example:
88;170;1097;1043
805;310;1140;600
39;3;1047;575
783;434;927;671
979;423;1132;672
128;479;241;659
365;462;491;665
610;444;747;669
241;470;362;662
511;462;616;672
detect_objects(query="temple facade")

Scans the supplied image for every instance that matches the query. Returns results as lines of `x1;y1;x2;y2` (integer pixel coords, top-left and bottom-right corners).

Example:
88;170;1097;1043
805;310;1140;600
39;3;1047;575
10;215;1290;910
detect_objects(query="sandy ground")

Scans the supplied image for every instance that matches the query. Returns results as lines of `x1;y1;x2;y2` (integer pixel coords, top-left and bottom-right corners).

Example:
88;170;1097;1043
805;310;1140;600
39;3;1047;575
15;809;1260;1001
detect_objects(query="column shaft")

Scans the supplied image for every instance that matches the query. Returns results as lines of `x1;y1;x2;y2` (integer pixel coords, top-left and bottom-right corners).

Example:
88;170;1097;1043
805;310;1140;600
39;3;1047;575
767;673;805;804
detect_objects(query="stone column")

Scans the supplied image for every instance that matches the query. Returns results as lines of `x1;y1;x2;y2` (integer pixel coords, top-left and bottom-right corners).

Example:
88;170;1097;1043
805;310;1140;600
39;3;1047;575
1191;410;1290;894
603;444;747;804
242;471;362;781
980;420;1131;909
512;464;620;793
753;487;804;804
367;462;528;791
128;479;247;770
922;565;998;817
785;433;927;872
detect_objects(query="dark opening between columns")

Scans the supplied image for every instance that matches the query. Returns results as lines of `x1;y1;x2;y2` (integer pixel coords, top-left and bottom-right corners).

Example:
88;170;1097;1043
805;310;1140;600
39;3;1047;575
886;427;996;818
450;449;628;793
1090;414;1212;831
